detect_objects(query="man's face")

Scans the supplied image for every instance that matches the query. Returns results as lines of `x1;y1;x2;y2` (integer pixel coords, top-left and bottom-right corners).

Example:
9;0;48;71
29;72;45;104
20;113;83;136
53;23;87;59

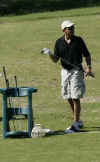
63;26;75;38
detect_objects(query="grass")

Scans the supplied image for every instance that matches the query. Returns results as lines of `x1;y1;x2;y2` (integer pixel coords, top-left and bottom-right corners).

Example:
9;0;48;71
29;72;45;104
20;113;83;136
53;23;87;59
0;6;100;162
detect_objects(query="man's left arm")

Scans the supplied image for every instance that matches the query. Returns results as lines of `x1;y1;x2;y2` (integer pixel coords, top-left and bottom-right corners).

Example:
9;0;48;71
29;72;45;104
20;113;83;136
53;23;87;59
81;37;94;77
85;55;93;77
84;50;94;77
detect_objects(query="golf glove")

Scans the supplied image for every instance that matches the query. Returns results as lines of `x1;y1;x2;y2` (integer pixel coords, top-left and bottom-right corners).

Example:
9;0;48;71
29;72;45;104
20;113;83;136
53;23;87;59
41;48;52;55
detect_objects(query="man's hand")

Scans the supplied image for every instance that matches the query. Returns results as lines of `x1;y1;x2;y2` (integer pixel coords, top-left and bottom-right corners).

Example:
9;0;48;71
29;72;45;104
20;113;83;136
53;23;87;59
41;48;52;55
84;68;95;78
41;47;59;63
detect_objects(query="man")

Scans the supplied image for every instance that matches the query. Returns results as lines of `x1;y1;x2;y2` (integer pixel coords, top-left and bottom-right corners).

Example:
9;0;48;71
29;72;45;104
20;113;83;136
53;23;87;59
42;20;93;133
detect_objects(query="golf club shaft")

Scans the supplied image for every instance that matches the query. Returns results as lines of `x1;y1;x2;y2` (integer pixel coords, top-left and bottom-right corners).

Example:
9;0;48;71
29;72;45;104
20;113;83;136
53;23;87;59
3;66;9;89
3;66;12;108
49;52;94;78
14;75;17;88
60;57;94;78
14;75;19;97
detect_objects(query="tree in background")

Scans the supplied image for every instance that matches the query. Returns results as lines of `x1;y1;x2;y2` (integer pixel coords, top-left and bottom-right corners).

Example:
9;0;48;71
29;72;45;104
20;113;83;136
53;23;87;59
0;0;100;15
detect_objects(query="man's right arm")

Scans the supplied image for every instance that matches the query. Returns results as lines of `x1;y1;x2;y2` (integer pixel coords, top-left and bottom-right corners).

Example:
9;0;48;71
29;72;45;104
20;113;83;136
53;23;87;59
49;53;59;63
41;40;59;63
49;40;60;63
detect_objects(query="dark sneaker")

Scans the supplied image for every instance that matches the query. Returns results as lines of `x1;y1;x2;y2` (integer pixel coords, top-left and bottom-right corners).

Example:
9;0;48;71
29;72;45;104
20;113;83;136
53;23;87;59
78;120;83;128
65;122;81;134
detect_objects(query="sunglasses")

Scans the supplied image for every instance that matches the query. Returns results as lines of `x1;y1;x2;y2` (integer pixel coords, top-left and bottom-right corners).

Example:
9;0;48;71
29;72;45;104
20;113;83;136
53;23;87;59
65;26;74;30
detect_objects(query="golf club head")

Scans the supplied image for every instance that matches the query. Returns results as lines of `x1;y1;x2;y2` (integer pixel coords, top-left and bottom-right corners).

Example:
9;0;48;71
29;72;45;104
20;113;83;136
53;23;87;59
84;71;95;78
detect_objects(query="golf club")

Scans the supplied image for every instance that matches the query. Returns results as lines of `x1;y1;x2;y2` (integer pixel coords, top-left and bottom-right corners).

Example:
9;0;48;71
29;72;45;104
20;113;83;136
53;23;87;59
41;48;95;78
3;66;10;89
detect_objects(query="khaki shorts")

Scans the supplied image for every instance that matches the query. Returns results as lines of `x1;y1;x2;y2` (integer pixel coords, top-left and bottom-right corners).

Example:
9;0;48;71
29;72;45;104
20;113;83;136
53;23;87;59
61;68;85;99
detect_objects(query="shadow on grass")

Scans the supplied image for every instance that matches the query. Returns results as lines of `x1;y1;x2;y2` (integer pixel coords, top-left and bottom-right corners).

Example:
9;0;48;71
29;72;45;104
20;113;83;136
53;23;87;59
46;130;65;137
1;127;100;139
83;126;100;133
45;127;100;137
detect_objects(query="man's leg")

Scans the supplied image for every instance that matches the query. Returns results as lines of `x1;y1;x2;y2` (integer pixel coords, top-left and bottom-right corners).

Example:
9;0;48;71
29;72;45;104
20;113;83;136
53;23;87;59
68;98;81;122
65;98;82;133
67;98;74;113
72;99;81;122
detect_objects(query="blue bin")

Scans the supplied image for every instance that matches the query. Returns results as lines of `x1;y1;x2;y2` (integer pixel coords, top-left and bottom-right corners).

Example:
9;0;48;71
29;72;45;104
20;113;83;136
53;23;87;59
0;87;37;139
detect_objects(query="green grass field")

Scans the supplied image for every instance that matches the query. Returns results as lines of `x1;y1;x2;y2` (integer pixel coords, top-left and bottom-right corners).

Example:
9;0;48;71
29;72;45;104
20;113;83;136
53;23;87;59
0;6;100;162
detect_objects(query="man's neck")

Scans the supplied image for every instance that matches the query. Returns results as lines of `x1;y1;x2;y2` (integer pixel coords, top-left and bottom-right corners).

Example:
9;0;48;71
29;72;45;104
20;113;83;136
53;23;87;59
65;35;71;44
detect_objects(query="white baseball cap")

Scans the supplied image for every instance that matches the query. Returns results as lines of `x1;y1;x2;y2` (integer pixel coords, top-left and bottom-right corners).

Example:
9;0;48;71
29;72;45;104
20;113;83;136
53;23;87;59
61;20;75;31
